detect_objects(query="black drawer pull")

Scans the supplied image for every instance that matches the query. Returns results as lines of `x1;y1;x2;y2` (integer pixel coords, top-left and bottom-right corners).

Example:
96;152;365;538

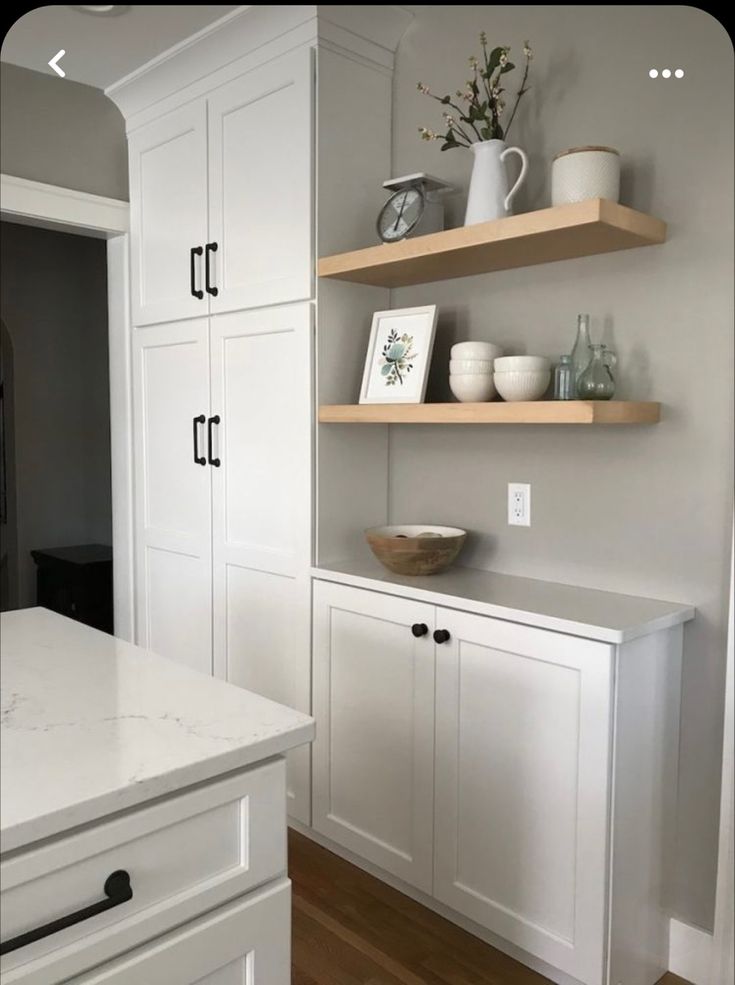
205;242;218;297
207;415;221;467
411;623;429;638
0;870;132;956
192;414;206;465
190;246;204;299
433;629;451;644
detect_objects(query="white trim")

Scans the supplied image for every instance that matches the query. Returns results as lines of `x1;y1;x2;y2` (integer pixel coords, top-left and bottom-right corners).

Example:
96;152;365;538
104;5;412;128
0;174;128;238
669;918;714;984
107;236;135;643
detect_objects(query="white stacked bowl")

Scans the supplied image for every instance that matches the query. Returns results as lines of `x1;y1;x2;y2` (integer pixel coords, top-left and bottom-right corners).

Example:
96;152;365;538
493;356;551;402
449;342;503;402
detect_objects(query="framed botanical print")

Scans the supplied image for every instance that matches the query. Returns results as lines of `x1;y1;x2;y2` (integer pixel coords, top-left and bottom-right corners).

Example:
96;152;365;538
359;305;438;404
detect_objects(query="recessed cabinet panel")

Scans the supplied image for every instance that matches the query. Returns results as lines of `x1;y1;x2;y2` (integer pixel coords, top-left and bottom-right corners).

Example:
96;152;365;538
129;102;209;326
132;321;211;673
223;565;311;820
207;50;313;313
71;881;290;985
434;608;612;985
312;581;435;891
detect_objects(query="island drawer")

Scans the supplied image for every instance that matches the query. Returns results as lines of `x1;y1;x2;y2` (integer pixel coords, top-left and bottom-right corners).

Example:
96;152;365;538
71;879;290;985
0;757;286;984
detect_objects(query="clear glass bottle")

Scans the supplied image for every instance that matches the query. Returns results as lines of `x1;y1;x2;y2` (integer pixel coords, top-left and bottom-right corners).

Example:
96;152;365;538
577;344;617;400
553;355;574;400
570;313;592;397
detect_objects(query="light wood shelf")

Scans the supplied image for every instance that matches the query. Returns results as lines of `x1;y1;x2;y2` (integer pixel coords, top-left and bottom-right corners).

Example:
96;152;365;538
318;401;661;426
317;199;666;287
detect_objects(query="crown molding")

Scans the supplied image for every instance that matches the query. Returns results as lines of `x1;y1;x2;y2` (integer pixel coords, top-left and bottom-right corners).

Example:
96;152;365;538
106;5;413;126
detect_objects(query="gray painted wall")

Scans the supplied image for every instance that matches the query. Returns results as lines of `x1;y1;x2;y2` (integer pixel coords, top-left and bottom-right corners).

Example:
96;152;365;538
0;221;112;608
0;62;128;200
389;5;732;929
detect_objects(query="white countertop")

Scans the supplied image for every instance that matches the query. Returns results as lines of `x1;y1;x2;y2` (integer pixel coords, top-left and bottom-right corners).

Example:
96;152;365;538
313;558;695;643
0;608;315;855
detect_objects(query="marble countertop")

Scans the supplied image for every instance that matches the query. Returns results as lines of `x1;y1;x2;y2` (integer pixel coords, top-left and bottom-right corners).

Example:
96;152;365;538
313;557;695;643
0;608;315;854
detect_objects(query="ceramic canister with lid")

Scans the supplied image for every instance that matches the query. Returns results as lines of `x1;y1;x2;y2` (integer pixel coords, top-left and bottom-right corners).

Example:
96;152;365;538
551;146;620;206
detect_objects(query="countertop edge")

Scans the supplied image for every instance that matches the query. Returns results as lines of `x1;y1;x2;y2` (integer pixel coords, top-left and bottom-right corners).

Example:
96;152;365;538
311;564;695;644
0;720;315;857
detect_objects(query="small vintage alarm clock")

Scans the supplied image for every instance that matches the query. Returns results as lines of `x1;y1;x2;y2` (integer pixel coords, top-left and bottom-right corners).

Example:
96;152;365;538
376;173;452;243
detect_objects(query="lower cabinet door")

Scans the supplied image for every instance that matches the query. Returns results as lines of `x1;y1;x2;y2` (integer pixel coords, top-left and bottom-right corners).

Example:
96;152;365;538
312;581;435;892
72;880;290;985
433;608;612;985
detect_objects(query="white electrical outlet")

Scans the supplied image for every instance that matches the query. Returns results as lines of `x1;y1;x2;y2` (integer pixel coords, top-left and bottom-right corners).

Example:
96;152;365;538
508;483;531;526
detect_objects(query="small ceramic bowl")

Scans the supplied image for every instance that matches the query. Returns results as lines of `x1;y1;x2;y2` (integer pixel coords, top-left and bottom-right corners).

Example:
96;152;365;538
494;369;551;402
494;355;550;373
450;373;495;402
451;341;504;361
365;525;467;576
449;358;495;374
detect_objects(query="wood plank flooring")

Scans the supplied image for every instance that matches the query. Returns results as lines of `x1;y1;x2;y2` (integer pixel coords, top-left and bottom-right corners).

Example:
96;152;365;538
289;829;690;985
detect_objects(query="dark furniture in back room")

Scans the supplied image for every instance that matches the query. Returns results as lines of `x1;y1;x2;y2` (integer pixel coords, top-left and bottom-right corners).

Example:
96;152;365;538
31;544;113;633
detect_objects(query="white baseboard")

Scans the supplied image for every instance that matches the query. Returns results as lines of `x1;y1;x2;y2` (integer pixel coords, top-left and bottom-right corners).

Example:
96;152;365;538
669;918;713;984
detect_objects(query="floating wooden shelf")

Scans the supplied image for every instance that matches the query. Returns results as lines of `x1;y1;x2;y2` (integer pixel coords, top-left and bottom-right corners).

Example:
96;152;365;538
318;401;661;425
317;199;666;288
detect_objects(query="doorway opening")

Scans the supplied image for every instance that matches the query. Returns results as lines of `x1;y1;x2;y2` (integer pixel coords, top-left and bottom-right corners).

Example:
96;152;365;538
0;220;113;631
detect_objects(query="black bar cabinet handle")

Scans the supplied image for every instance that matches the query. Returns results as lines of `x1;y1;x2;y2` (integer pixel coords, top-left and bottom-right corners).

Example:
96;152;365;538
190;246;204;299
193;414;206;465
205;242;218;297
207;415;221;467
0;870;133;956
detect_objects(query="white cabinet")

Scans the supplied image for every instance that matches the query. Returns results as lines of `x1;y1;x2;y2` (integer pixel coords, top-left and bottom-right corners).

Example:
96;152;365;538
128;49;312;327
207;50;313;315
131;319;212;675
312;582;435;891
211;304;313;820
131;305;312;820
433;608;611;985
311;578;685;985
128;102;209;327
71;882;290;985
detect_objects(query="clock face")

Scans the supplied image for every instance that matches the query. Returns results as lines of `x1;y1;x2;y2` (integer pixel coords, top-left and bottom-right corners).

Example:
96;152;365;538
377;187;425;242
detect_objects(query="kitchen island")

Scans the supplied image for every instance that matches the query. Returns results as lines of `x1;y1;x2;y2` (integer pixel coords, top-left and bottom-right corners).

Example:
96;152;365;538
0;607;315;984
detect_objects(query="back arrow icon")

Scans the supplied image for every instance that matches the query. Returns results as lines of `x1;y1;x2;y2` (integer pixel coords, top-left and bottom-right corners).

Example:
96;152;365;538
48;50;66;77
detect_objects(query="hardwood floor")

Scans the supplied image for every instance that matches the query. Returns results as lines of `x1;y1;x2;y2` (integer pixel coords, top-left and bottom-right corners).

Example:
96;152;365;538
289;829;690;985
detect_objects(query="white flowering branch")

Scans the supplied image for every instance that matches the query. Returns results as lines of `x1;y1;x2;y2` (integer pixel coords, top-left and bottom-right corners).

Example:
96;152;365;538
418;33;533;150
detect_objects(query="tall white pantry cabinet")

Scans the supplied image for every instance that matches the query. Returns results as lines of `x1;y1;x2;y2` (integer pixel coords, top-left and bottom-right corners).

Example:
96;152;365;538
108;6;404;824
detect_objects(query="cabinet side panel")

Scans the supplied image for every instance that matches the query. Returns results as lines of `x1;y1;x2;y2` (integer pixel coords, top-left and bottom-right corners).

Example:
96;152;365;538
315;48;391;564
608;625;683;985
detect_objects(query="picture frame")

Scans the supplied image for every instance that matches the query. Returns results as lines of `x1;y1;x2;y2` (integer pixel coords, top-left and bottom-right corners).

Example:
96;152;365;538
359;305;438;404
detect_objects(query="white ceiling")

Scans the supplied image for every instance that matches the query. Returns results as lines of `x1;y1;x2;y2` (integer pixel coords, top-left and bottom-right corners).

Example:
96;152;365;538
1;5;239;90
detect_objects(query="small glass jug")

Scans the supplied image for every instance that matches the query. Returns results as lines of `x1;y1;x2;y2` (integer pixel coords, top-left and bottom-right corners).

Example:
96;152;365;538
577;344;616;400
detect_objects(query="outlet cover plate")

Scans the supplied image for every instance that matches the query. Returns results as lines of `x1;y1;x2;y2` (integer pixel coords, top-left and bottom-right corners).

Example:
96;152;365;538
508;482;531;526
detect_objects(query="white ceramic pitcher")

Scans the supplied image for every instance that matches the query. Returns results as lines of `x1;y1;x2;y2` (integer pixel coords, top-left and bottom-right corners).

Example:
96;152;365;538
464;139;529;225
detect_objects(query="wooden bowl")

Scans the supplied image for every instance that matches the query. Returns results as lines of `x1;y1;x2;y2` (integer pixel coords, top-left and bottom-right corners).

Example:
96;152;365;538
365;525;467;576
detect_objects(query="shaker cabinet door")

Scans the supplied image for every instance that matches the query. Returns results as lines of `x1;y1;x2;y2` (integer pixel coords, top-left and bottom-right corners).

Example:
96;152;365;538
210;303;313;823
207;48;313;314
128;101;209;326
312;581;436;892
72;881;291;985
132;320;212;675
433;609;612;985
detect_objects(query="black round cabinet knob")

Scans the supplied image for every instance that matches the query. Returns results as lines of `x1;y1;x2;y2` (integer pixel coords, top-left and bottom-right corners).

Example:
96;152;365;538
433;629;451;645
411;623;429;638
